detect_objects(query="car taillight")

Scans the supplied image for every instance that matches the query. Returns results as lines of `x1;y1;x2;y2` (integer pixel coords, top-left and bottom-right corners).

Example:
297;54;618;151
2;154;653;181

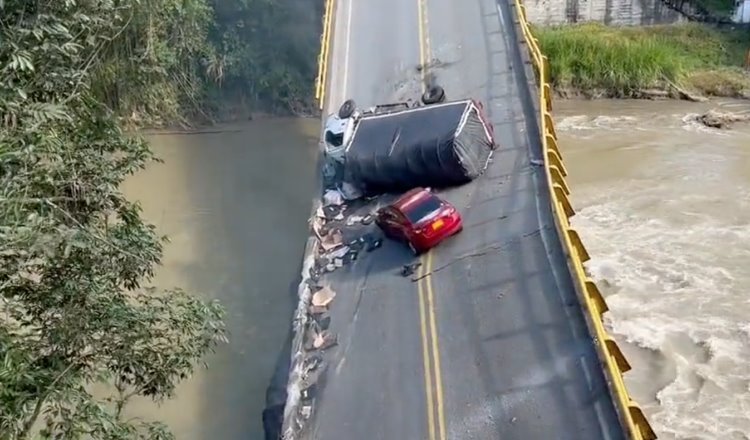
419;218;445;237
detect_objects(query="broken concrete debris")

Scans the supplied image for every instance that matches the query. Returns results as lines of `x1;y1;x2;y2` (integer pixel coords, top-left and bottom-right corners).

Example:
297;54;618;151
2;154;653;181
346;214;365;226
323;189;345;206
311;285;336;307
347;232;379;253
339;181;363;200
308;304;327;315
286;189;388;437
300;405;312;420
313;330;338;350
327;245;349;260
304;327;338;352
306;286;338;350
401;262;422;277
319;228;343;251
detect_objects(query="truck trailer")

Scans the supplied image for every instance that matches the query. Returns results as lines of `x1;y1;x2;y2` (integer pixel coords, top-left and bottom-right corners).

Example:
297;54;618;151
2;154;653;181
324;92;496;196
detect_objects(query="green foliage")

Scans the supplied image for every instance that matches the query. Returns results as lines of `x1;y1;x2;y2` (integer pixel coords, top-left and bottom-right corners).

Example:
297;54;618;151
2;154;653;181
692;0;737;17
207;0;322;115
0;1;227;438
85;0;322;125
535;22;750;97
90;0;216;126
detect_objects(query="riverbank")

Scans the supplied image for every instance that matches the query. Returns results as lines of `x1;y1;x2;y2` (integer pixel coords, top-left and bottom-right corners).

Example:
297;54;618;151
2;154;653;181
535;23;750;100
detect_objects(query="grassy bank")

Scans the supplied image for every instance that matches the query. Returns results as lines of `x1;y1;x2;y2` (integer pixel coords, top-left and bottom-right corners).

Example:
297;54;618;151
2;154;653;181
534;23;750;99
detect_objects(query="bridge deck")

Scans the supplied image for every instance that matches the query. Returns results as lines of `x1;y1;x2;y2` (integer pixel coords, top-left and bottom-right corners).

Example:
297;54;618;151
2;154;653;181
303;0;626;439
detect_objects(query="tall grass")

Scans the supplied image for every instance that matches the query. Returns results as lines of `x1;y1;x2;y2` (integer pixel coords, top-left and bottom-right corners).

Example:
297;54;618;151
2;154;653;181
534;23;750;97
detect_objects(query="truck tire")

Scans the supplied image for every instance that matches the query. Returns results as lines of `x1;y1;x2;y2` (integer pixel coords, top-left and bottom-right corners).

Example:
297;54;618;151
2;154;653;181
338;99;356;118
421;85;445;105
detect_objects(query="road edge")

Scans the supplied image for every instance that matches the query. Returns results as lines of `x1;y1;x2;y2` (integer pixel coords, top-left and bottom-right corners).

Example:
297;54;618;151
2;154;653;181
280;0;337;438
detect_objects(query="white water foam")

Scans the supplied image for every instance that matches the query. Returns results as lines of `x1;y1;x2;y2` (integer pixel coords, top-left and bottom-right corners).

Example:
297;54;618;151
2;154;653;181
556;101;750;440
572;168;750;440
556;114;641;132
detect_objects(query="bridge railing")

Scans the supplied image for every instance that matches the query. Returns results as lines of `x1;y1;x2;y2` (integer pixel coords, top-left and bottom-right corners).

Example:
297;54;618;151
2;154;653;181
314;0;335;110
511;2;658;439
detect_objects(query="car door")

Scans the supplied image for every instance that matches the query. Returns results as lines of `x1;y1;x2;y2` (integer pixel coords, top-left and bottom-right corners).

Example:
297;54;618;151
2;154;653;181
389;209;411;241
377;208;402;239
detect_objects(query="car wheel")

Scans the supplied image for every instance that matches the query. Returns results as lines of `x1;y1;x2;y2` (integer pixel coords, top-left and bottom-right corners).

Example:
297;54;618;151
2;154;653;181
338;99;356;119
421;85;446;105
408;242;422;256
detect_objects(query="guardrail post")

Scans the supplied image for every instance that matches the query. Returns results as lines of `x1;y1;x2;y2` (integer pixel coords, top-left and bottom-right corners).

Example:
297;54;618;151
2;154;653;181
584;280;609;314
545;148;566;177
544;130;565;169
631;407;658;439
568;230;589;261
552;185;574;218
498;1;658;438
549;166;570;196
605;338;632;372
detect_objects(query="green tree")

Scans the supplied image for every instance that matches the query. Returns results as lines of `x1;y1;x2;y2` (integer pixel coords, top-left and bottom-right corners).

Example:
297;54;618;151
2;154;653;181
85;0;321;125
206;0;321;114
0;1;226;438
90;0;217;126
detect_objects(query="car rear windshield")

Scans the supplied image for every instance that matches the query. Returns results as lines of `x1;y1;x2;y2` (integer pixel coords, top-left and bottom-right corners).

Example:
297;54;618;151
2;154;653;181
403;196;442;224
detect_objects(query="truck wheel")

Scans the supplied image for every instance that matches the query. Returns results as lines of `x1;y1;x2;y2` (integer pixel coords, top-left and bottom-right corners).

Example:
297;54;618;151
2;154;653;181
338;99;356;118
421;85;445;105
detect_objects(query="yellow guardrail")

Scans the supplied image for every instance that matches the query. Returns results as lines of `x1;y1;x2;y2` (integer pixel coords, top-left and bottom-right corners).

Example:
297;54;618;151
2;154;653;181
315;0;335;111
512;2;657;440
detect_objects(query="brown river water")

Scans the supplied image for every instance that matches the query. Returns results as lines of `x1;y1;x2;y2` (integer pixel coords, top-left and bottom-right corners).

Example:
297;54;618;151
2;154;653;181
122;100;750;440
121;118;319;439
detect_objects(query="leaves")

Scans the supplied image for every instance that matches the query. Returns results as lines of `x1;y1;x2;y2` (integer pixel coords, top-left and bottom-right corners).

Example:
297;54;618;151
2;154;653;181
9;52;34;72
206;0;320;114
81;0;319;125
0;2;227;439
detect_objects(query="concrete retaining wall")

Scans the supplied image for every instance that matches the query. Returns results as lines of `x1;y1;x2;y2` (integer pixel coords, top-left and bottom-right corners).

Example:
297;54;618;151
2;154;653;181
525;0;686;25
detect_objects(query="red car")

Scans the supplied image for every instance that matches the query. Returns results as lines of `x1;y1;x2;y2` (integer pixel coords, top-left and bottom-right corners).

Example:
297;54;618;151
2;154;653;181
375;188;463;255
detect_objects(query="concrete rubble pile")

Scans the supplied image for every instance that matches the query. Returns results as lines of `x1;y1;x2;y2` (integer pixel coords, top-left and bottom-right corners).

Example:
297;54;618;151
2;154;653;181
283;188;382;439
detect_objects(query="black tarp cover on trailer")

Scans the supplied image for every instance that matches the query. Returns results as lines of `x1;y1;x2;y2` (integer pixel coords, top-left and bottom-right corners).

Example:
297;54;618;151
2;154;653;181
343;99;494;194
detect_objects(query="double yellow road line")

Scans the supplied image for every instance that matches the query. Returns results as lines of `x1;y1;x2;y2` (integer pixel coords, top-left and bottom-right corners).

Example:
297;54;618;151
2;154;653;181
316;0;447;436
416;251;447;440
417;1;446;439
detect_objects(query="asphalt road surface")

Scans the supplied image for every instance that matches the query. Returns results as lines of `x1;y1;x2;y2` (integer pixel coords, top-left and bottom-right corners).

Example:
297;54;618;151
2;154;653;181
305;0;627;439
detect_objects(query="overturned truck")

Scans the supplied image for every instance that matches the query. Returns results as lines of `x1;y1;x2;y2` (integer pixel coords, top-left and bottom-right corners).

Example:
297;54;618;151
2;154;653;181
324;92;496;196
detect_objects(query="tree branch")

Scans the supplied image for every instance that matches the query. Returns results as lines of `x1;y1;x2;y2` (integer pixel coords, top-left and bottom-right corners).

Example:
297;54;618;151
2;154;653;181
18;354;88;439
114;376;159;421
45;200;150;265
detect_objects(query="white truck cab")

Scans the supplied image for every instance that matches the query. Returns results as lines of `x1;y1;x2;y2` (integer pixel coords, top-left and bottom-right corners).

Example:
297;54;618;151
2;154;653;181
323;111;357;162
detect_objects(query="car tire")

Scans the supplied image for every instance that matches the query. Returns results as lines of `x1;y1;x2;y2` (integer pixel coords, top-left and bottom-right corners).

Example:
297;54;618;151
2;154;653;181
338;99;356;119
408;242;422;256
421;85;446;105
